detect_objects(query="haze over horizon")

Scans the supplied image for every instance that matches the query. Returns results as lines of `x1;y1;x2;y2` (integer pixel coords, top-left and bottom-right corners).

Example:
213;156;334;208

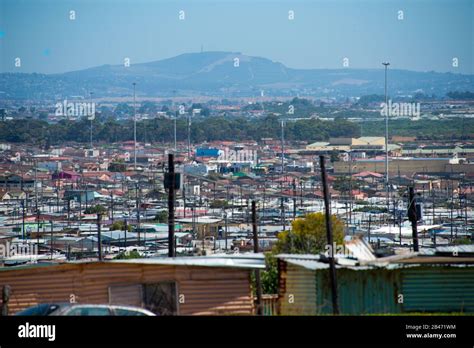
0;0;472;75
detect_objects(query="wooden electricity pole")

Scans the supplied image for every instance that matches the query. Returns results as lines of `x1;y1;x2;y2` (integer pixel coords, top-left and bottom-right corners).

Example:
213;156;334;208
407;187;419;252
167;154;176;257
97;213;102;261
252;200;263;315
320;155;339;315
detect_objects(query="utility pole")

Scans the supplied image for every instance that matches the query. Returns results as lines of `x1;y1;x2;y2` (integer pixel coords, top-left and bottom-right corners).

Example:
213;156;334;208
300;180;304;207
110;192;114;223
252;201;260;254
124;219;128;249
89;91;94;149
382;62;390;217
281;120;286;231
187;112;191;159
97;213;102;261
50;220;53;260
368;215;372;245
280;120;285;174
292;178;297;219
36;208;40;246
280;184;285;231
320;155;339;315
224;210;228;251
67;199;71;226
34;160;38;212
56;188;59;214
135;183;140;246
348;153;353;225
252;201;263;315
183;179;186;219
133;82;137;170
167;154;176;257
21;199;25;240
213;182;216;205
407;187;419;252
399;208;402;246
174;114;177;151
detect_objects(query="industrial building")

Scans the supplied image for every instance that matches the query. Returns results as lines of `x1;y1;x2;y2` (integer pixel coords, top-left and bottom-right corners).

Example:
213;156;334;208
333;157;474;176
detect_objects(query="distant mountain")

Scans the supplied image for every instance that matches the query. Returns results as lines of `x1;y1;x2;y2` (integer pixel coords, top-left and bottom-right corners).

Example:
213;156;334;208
1;51;473;100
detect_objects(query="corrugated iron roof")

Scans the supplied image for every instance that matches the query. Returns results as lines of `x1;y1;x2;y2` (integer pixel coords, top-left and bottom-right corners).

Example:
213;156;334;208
0;254;266;272
277;251;474;271
344;236;376;261
110;254;265;269
436;245;474;255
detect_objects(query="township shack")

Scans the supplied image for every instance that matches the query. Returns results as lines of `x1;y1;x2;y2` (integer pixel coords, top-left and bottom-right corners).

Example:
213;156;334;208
0;255;265;315
277;248;474;315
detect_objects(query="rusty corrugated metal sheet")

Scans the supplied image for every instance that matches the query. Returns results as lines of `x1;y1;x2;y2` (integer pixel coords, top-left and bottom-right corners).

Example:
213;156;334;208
108;284;143;307
279;263;317;315
0;262;254;315
0;264;81;313
179;275;253;315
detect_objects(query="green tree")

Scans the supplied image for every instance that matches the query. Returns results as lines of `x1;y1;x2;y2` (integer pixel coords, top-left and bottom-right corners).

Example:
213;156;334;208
114;250;142;259
110;220;132;231
259;213;345;294
155;210;168;223
109;161;127;172
84;204;107;215
274;212;345;254
333;176;359;196
330;151;339;163
209;200;228;209
260;253;279;294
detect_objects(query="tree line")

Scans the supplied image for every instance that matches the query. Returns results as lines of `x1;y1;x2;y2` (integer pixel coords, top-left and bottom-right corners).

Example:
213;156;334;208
0;115;360;146
1;114;470;146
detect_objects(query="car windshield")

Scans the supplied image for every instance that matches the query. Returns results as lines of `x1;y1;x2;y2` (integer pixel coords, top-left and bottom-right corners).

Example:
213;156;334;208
15;304;60;316
65;306;112;316
114;308;149;316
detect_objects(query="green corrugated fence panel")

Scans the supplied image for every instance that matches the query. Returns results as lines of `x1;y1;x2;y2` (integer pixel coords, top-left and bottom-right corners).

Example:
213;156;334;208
316;268;402;315
401;267;474;313
284;263;474;315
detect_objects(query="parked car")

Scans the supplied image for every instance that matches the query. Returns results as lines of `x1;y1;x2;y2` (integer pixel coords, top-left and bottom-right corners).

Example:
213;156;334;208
15;303;156;316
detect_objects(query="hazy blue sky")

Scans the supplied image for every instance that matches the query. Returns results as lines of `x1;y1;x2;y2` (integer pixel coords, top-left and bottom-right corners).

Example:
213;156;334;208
0;0;472;74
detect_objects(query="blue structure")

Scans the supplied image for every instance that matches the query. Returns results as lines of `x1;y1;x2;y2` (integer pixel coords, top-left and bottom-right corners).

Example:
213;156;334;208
196;148;219;158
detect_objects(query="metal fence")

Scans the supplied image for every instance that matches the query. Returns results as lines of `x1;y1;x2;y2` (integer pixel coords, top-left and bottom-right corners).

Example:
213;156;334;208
255;294;279;315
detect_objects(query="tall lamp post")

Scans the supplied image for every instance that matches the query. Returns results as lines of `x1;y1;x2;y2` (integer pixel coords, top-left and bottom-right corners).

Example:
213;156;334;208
174;112;177;152
382;62;390;215
132;82;137;170
280;120;285;174
89;92;94;149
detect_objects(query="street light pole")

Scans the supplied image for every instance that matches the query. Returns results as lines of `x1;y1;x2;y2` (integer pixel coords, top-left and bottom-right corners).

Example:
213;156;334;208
133;82;137;170
89;92;94;149
174;115;177;151
187;112;191;159
382;62;390;215
280;120;285;174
